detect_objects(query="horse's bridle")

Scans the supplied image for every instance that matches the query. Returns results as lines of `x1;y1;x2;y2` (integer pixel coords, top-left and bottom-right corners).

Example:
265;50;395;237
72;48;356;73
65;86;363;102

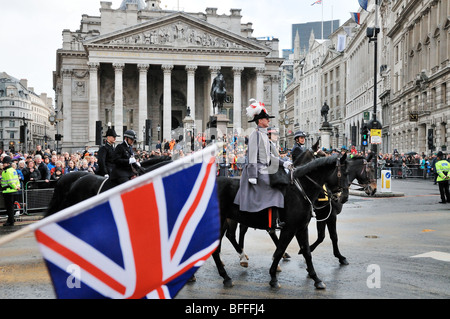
289;155;347;220
349;158;376;192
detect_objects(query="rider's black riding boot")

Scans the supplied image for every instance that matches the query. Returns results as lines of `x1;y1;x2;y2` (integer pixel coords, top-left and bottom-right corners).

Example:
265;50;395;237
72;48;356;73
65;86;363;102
269;208;285;230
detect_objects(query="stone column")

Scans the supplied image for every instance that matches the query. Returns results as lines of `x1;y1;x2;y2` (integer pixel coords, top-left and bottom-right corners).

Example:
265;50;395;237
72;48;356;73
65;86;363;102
162;64;173;141
186;65;197;122
88;62;100;144
209;66;221;115
113;63;125;140
256;67;266;102
138;64;149;143
62;68;73;143
232;67;244;133
271;74;280;123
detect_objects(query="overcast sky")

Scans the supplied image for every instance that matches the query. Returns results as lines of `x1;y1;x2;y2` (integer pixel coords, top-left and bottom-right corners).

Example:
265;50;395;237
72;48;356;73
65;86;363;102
0;0;361;102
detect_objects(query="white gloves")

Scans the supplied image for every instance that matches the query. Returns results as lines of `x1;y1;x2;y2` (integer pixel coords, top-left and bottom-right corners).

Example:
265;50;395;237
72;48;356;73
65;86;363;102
283;161;293;169
129;157;136;164
248;178;257;185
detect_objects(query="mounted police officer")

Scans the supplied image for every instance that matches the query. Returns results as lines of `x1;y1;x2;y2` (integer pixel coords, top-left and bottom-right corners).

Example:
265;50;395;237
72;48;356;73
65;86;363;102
1;156;21;226
234;100;291;230
110;130;139;186
291;130;306;163
97;127;118;177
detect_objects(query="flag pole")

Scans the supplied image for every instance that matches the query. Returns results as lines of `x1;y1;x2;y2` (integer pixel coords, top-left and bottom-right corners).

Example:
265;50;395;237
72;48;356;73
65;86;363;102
321;0;324;39
0;143;222;247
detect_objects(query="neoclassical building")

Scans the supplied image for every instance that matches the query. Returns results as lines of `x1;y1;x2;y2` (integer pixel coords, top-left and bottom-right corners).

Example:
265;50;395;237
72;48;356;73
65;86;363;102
54;0;282;151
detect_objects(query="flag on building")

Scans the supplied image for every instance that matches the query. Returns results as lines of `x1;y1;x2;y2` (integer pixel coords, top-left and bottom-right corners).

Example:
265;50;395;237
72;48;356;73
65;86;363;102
337;34;347;52
311;0;322;5
351;12;361;25
34;146;220;299
358;0;368;11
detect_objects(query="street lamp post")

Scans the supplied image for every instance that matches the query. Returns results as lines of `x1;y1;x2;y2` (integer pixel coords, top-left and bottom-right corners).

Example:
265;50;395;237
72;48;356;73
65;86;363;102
367;0;382;181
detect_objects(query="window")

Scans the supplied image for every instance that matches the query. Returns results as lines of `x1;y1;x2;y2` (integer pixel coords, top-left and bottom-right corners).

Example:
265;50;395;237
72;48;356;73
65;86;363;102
9;120;15;128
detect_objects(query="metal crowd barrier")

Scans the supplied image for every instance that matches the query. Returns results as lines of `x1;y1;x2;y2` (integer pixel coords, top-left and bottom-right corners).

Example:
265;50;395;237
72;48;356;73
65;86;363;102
23;180;57;214
377;164;431;179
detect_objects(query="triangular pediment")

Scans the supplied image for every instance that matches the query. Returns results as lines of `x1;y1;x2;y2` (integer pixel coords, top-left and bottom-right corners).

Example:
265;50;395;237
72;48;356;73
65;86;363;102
84;12;270;53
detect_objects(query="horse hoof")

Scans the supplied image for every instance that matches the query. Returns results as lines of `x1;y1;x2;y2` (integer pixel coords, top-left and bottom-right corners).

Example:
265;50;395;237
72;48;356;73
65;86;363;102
276;265;282;272
188;275;197;283
223;278;233;288
314;281;326;289
339;258;349;266
270;280;280;289
239;253;249;267
282;252;291;260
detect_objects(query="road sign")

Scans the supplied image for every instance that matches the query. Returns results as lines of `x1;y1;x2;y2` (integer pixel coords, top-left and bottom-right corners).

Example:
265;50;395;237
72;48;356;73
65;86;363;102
380;170;391;193
363;111;370;121
371;129;382;144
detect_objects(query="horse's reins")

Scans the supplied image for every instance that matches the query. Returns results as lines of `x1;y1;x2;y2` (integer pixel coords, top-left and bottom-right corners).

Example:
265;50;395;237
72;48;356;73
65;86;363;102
290;156;345;221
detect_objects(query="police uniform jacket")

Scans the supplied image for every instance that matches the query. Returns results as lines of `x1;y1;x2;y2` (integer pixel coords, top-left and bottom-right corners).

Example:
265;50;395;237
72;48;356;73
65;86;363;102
291;142;304;164
97;142;115;176
233;127;286;213
110;140;135;181
436;159;450;182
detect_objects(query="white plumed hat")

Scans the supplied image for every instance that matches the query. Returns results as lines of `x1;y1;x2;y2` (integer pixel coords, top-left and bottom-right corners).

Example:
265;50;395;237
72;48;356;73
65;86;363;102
246;99;274;123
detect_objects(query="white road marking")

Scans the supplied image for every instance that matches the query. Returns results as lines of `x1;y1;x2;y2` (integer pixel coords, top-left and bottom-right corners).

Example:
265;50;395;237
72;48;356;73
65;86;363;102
411;251;450;262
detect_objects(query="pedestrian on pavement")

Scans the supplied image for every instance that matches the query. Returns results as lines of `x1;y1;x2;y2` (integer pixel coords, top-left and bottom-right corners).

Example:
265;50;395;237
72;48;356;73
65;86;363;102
435;151;450;203
1;156;21;226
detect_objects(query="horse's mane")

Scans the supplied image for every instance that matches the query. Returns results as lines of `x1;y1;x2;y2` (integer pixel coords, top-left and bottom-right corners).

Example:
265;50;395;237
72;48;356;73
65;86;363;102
294;155;339;178
348;155;366;161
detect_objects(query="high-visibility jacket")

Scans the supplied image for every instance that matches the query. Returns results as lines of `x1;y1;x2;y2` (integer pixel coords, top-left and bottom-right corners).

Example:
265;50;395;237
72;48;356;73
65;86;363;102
435;160;450;182
1;166;20;193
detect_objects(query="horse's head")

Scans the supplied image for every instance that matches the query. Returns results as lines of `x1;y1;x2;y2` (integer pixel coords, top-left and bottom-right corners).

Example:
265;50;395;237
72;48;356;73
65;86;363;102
347;154;377;196
326;153;349;204
293;154;349;204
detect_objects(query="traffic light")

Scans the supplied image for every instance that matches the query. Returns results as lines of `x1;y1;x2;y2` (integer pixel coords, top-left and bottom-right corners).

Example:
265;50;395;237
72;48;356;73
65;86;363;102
145;119;152;146
361;126;369;147
20;125;26;143
95;121;103;146
428;129;434;150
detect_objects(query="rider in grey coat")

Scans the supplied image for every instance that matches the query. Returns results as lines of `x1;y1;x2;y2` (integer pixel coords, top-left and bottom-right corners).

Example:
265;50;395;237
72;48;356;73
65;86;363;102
234;100;291;229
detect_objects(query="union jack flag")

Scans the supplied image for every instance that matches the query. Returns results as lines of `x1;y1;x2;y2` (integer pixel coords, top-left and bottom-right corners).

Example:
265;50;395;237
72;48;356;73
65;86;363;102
35;151;220;299
311;0;322;5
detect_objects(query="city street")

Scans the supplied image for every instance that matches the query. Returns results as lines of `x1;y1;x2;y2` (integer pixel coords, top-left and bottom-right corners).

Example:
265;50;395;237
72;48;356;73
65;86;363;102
0;178;449;300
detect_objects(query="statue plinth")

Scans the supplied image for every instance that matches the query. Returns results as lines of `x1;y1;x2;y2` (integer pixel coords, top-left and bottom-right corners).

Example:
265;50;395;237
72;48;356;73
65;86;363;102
319;124;333;150
208;114;229;141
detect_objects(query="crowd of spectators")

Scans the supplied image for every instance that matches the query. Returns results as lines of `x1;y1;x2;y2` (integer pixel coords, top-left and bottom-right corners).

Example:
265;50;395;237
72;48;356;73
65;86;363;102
1;135;444;190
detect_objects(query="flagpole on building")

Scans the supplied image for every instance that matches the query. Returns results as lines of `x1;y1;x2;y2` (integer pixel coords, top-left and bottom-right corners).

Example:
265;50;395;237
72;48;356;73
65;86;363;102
0;143;222;247
321;0;324;39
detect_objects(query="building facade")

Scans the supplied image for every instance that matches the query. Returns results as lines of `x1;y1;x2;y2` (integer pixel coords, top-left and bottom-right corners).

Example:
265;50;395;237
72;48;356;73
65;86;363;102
286;0;449;155
0;72;55;153
54;0;282;152
381;0;449;154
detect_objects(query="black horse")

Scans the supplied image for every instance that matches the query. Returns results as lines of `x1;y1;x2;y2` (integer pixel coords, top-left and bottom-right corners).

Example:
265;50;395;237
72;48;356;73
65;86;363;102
230;152;376;267
45;156;171;217
210;73;226;115
214;154;349;289
222;140;324;267
303;154;376;265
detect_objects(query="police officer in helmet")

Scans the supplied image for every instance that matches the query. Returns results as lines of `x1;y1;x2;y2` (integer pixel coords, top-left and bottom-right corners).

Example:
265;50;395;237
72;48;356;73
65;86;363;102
110;130;139;185
97;126;118;177
291;130;306;164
